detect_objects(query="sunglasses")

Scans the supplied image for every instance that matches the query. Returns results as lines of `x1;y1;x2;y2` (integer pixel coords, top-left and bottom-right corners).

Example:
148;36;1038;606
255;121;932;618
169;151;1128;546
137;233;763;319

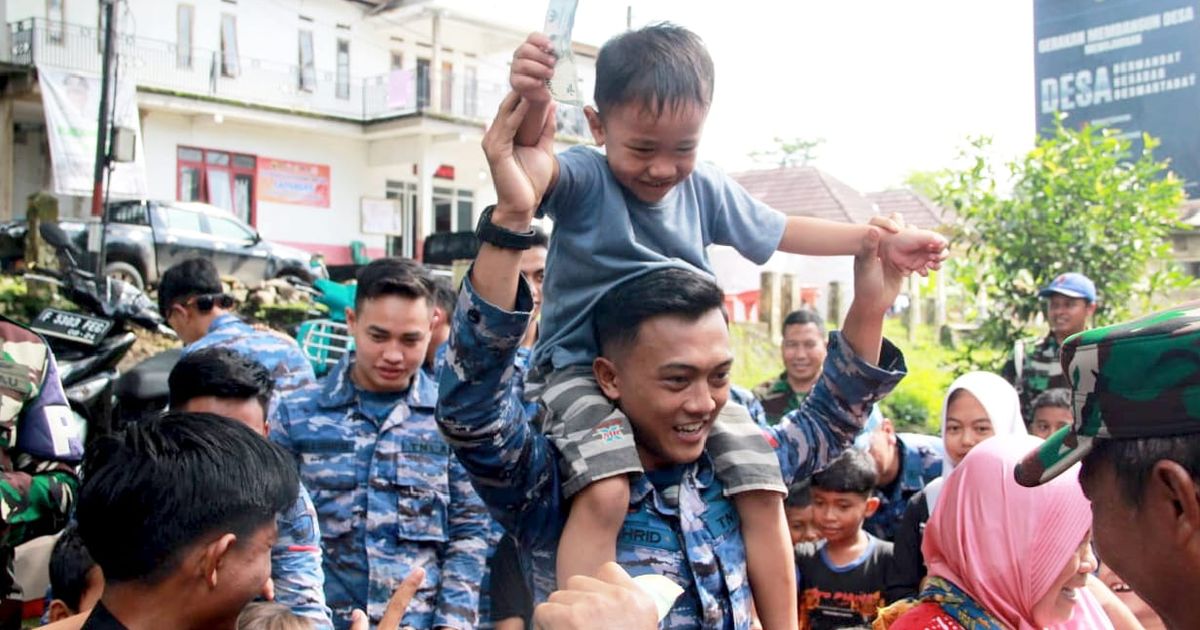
176;293;236;313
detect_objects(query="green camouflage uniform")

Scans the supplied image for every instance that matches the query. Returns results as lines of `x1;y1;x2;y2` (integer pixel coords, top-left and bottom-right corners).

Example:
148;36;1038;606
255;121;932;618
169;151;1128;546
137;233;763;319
0;317;82;598
1002;334;1069;425
752;373;810;425
1017;301;1200;486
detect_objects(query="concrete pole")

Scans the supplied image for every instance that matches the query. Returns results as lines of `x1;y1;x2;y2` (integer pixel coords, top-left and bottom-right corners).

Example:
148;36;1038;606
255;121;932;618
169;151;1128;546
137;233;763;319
0;99;12;221
430;11;443;114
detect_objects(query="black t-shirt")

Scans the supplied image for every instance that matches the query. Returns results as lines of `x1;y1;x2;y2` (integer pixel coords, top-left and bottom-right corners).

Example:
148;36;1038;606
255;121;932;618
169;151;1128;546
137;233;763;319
885;488;932;603
489;534;534;625
796;534;893;630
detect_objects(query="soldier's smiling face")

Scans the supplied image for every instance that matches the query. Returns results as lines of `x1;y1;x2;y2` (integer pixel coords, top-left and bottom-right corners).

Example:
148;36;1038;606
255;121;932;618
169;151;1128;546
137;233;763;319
346;295;432;393
593;308;732;470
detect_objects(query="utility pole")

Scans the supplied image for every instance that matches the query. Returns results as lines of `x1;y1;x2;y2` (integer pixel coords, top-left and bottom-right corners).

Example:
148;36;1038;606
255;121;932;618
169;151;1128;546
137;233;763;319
90;0;116;218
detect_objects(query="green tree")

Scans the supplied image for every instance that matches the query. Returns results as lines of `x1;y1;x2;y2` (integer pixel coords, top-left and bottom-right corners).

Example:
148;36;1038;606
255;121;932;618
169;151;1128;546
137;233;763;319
932;118;1191;371
749;136;824;168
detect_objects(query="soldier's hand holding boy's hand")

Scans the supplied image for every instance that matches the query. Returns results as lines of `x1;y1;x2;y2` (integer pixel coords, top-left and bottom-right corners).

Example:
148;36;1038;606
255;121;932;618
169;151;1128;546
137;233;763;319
483;91;557;227
854;214;907;316
512;33;556;105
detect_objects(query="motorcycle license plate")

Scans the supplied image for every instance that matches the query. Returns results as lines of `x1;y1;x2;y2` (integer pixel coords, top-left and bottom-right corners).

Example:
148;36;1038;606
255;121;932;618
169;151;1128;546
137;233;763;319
31;308;113;346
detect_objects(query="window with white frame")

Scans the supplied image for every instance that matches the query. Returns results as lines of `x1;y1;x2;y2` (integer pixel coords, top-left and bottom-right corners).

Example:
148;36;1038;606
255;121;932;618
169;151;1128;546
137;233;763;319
220;13;239;77
336;39;350;100
299;30;316;92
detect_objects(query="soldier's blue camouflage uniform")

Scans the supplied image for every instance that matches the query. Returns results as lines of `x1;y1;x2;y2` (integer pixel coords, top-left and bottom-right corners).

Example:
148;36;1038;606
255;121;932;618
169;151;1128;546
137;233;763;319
273;484;332;628
186;313;316;393
185;312;329;625
729;385;768;427
863;432;943;541
437;276;906;629
271;353;492;629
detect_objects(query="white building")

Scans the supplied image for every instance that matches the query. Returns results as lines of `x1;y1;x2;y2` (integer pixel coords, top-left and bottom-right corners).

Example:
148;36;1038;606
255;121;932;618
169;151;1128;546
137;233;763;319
0;0;595;264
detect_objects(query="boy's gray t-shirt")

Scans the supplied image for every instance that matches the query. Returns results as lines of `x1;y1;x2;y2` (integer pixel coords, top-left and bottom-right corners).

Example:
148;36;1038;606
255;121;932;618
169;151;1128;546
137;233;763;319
532;145;788;371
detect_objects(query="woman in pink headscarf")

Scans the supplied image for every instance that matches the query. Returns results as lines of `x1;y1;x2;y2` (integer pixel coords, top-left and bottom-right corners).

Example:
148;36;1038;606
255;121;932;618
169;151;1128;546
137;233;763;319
877;435;1111;630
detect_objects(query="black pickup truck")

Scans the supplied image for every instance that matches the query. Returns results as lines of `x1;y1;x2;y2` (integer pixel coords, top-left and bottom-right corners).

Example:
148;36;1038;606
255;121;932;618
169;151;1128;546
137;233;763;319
52;200;321;289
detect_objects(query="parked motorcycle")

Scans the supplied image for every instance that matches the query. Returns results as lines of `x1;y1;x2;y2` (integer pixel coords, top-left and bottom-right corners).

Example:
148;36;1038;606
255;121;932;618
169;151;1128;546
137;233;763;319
295;278;356;376
25;222;175;438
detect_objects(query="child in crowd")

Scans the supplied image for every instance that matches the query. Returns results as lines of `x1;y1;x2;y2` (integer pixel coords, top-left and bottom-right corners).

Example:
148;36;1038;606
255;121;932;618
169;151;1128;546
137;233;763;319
238;602;315;630
796;450;892;630
46;525;103;622
507;23;947;627
1029;388;1072;439
786;480;821;546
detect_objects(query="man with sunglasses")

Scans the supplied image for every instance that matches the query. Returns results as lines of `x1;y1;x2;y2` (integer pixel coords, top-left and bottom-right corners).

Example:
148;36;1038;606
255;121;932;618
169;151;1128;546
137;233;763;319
158;258;315;394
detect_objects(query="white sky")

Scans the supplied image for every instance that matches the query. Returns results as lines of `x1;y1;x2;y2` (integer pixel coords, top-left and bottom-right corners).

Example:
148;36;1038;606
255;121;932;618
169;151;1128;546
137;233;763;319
442;0;1036;193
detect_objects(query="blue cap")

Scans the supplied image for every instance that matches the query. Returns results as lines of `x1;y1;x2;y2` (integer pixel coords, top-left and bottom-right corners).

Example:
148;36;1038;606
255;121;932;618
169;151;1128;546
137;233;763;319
854;406;885;450
1038;272;1096;303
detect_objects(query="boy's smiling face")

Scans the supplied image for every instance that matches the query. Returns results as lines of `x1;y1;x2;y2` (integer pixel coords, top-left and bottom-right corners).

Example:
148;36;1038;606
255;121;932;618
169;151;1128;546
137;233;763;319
586;101;707;204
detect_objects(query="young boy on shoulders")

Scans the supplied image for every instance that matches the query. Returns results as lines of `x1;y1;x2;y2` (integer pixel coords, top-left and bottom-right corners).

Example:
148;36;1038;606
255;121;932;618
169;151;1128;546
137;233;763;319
504;23;946;628
797;450;893;630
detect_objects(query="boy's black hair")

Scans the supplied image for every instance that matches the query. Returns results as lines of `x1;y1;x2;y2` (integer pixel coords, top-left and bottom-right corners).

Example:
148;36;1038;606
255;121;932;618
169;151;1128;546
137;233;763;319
593;268;726;358
811;449;878;497
432;276;456;318
594;22;714;118
49;524;95;613
784;309;826;337
354;258;433;311
785;478;813;509
76;412;298;585
157;258;224;316
168;347;274;414
1032;387;1072;413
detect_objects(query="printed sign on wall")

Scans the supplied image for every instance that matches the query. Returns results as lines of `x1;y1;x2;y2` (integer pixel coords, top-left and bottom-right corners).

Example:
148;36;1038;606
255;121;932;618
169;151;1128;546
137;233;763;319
258;158;331;207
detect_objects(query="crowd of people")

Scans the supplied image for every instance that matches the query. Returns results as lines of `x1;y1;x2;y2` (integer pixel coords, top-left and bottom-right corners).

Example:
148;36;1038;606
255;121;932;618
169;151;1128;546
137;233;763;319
0;19;1191;630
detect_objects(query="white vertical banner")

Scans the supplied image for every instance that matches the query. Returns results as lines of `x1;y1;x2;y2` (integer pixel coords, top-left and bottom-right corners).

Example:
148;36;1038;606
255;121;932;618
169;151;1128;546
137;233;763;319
38;65;147;198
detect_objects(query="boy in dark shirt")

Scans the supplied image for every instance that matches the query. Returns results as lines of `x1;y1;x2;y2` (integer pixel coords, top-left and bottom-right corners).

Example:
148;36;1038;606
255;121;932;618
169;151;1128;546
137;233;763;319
796;450;892;630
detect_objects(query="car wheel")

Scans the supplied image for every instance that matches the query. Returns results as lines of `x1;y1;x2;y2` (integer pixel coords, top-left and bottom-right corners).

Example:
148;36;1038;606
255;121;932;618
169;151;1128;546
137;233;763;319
105;261;144;290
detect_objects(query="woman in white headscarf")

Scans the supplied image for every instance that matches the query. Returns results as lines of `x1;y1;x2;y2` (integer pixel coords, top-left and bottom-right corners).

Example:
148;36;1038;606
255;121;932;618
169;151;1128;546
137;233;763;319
884;371;1028;602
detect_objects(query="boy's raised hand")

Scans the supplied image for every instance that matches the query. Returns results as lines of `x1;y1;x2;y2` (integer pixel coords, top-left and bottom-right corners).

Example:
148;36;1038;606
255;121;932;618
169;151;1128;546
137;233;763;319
483;91;558;225
512;33;557;105
878;225;949;276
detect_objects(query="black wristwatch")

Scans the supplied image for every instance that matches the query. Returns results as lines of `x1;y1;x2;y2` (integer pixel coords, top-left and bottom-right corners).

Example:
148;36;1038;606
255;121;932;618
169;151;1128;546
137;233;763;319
475;205;537;250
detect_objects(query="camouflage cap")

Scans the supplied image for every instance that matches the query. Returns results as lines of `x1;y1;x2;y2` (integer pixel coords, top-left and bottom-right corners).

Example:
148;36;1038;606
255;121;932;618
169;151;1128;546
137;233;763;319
1015;301;1200;487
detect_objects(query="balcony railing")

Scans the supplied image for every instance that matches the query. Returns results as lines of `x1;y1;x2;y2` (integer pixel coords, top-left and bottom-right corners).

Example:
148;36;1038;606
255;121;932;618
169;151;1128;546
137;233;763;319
6;18;581;130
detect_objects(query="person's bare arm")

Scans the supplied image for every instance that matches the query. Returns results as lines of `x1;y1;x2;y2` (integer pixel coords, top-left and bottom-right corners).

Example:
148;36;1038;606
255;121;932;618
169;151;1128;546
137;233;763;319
511;33;557;147
475;91;557;310
838;226;906;365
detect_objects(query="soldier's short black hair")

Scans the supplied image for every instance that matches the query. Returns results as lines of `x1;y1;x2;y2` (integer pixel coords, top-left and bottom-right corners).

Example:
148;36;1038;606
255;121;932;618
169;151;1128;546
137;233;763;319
783;309;826;337
1082;436;1200;508
594;23;714;118
431;276;456;318
593;268;727;358
1032;388;1072;413
354;258;434;311
49;524;96;613
158;257;223;316
168;347;274;415
77;412;298;585
812;449;878;497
